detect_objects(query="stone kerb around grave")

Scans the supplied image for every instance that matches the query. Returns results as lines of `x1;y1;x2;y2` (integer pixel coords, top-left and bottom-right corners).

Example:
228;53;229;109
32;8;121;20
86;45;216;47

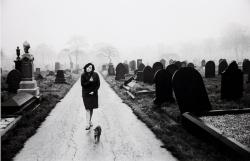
172;67;212;114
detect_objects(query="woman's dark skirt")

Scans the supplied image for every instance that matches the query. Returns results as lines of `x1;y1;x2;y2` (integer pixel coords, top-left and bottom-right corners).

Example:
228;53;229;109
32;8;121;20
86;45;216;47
82;94;98;110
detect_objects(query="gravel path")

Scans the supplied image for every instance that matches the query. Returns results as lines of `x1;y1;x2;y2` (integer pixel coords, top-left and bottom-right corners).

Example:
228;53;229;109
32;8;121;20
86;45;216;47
14;73;177;161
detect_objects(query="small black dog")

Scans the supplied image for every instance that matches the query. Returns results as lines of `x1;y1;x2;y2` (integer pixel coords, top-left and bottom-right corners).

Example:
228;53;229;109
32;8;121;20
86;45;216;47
94;125;102;143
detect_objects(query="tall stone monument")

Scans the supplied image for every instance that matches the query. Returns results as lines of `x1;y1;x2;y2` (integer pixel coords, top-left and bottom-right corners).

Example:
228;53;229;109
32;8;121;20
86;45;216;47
17;41;40;97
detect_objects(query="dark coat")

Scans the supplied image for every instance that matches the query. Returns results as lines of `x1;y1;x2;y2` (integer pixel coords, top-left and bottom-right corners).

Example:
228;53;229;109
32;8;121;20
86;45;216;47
81;72;100;109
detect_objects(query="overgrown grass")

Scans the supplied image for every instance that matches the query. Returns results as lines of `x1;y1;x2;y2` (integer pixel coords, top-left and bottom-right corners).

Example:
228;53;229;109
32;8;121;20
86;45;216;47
103;73;249;161
1;73;80;161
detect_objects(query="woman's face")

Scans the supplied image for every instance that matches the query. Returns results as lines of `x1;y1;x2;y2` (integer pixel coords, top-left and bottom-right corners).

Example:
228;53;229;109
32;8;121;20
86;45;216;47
86;65;93;73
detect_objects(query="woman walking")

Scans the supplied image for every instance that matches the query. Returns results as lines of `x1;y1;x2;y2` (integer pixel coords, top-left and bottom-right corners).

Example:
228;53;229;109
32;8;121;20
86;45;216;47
81;63;100;130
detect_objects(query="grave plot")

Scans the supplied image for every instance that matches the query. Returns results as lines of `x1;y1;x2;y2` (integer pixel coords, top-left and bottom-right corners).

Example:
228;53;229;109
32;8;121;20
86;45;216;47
182;108;250;160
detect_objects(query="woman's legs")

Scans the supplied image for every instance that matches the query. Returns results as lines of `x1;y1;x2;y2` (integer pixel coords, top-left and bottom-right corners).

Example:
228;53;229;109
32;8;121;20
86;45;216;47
89;109;93;126
85;109;93;130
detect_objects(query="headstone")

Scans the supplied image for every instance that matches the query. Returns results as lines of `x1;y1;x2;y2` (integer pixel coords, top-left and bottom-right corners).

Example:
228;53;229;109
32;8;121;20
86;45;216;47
243;59;250;74
129;60;136;71
153;69;175;106
6;69;22;93
108;63;115;76
137;59;142;69
138;63;145;71
169;59;174;65
102;64;107;71
160;59;166;69
172;67;211;114
55;70;66;83
218;59;228;75
152;62;164;76
115;63;126;80
143;66;154;84
47;71;55;76
35;68;41;75
181;61;187;67
123;63;129;74
174;61;182;69
55;62;60;72
17;41;40;97
166;64;179;77
205;61;215;78
187;63;195;68
201;59;206;67
14;46;21;72
221;61;243;100
136;71;143;81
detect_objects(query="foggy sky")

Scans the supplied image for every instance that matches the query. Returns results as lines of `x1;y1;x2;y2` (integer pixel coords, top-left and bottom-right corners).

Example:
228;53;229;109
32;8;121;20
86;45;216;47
1;0;250;69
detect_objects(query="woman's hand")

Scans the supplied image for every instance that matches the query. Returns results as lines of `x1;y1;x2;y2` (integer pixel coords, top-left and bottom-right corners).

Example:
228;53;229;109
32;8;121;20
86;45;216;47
89;91;94;95
89;77;93;82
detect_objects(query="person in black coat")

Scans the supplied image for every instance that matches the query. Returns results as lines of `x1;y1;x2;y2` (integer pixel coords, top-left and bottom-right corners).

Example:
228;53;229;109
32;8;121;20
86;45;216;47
81;63;100;130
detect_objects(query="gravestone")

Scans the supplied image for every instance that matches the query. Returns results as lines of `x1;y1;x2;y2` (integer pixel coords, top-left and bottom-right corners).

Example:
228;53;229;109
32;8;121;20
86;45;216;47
137;59;142;69
14;46;22;72
115;63;126;80
35;68;40;75
143;66;154;84
102;64;107;71
201;59;206;67
6;69;22;93
221;61;243;100
169;59;174;65
55;70;66;83
17;41;40;97
174;61;182;69
108;63;115;75
166;64;179;77
47;71;55;76
136;71;143;81
160;59;166;69
181;61;187;67
218;59;228;75
187;63;195;68
152;62;164;76
153;69;175;106
55;62;60;72
205;61;215;78
172;67;211;114
123;63;129;74
129;60;136;71
243;59;250;74
138;63;145;71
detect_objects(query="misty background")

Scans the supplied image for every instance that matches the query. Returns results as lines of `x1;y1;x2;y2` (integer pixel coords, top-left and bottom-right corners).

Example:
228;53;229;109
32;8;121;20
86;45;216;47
1;0;250;71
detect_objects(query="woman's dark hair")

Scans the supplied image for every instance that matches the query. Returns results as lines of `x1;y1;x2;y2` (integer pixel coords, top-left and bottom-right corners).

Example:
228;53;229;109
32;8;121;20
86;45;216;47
83;63;95;73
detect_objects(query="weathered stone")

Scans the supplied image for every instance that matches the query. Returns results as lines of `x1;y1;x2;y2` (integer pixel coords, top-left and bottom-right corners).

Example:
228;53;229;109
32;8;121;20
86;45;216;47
115;63;126;80
205;61;215;78
172;67;211;114
154;69;175;106
221;61;243;100
143;66;154;84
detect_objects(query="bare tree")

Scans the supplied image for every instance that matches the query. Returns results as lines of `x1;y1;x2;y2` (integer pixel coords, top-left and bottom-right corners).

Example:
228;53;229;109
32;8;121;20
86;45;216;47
66;35;88;67
94;43;119;63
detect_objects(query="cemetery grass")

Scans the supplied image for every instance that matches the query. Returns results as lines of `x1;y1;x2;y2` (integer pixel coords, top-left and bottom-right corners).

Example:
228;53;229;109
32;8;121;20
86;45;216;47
103;74;249;161
1;73;80;161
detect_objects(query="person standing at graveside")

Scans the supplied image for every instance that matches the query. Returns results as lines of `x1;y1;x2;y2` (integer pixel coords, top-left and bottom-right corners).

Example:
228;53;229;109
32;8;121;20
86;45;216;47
81;63;100;130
